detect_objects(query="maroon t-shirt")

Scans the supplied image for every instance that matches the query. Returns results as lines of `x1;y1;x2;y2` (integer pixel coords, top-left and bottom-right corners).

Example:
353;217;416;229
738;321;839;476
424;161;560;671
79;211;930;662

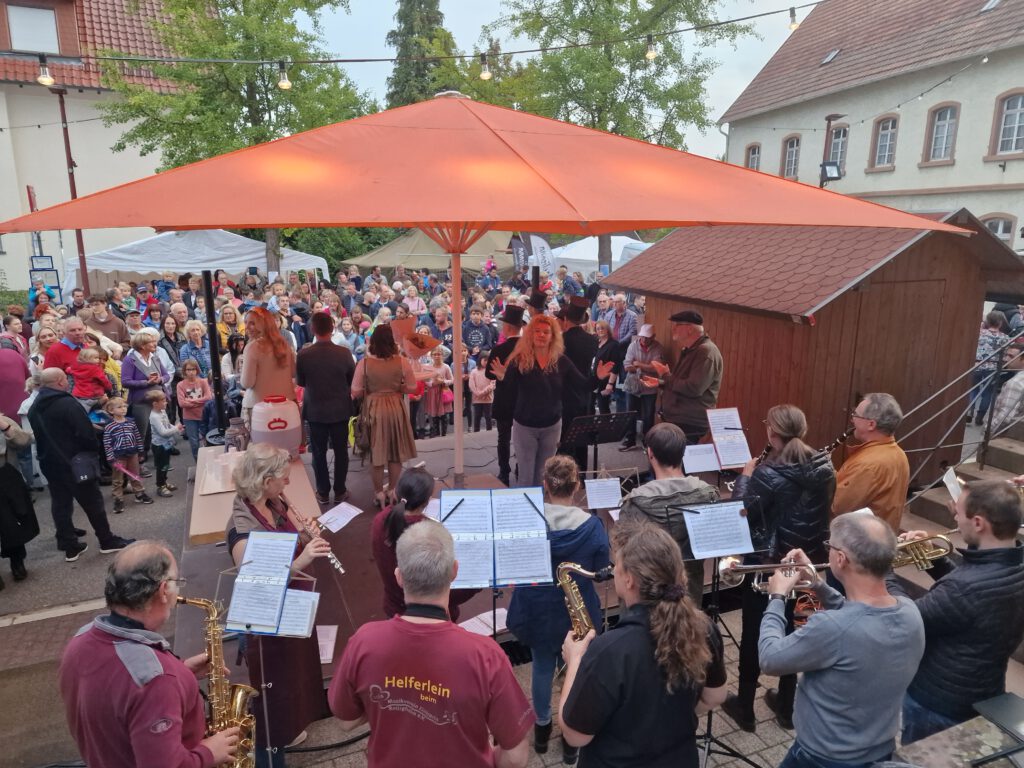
330;617;533;768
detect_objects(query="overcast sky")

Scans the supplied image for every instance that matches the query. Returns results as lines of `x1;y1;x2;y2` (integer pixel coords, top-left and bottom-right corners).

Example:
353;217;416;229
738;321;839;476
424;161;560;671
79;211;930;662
316;0;796;159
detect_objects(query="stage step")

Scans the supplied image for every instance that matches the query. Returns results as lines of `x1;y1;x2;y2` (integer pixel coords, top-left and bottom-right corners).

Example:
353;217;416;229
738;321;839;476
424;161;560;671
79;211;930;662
1002;420;1024;444
955;463;1017;483
984;438;1024;475
907;487;956;528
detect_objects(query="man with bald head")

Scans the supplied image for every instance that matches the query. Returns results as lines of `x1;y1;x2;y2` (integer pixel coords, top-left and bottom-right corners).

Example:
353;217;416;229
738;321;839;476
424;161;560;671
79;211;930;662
28;368;132;561
758;513;924;767
43;316;87;372
60;541;240;767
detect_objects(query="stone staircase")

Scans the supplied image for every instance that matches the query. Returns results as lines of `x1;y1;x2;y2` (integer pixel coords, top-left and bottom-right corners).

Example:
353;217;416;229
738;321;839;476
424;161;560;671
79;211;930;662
906;418;1024;666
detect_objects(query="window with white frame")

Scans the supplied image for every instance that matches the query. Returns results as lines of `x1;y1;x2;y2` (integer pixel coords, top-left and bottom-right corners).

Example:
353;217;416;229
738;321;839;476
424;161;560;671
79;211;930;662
929;107;957;161
782;136;800;178
998;94;1024;154
6;6;60;54
830;126;848;168
746;144;761;170
984;217;1015;245
874;118;898;166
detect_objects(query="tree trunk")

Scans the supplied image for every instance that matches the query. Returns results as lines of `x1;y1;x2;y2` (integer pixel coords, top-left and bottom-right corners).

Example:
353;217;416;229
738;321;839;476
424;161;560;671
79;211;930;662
265;228;281;276
597;233;613;275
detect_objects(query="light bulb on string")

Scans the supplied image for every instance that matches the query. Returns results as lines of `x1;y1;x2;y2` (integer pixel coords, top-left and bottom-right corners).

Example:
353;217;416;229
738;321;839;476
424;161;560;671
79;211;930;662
789;8;800;30
277;61;292;90
479;53;492;81
982;55;989;64
645;34;658;61
36;55;54;87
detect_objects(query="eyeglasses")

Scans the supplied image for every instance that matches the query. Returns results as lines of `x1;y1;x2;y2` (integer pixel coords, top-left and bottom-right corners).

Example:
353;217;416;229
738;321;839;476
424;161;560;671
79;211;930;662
165;577;187;588
823;540;846;555
849;410;872;421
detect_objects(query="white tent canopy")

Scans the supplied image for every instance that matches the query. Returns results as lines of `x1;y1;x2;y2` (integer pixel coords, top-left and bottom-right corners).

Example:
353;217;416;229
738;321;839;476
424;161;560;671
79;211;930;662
549;235;651;279
64;229;330;293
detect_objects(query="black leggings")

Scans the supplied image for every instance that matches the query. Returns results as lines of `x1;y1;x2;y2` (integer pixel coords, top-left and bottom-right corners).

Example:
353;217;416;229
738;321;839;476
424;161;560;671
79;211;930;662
472;403;493;431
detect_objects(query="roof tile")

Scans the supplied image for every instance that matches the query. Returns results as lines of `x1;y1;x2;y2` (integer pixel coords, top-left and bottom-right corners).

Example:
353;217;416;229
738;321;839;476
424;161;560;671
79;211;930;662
720;0;1024;123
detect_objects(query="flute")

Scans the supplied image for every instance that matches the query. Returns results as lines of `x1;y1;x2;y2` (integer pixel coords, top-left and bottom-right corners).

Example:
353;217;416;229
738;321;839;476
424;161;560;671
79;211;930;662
281;493;346;574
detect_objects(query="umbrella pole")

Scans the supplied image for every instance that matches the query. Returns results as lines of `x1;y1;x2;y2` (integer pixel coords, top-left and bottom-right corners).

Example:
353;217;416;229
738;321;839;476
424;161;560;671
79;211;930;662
451;251;465;486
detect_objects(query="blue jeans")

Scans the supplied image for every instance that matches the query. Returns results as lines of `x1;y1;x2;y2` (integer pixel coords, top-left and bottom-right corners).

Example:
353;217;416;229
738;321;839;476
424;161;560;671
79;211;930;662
183;419;203;460
970;368;998;417
901;692;960;745
530;647;558;725
779;740;886;768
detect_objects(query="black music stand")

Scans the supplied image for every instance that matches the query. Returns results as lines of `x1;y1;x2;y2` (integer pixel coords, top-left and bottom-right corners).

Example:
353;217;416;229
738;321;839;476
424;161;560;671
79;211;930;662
563;412;637;472
699;560;764;768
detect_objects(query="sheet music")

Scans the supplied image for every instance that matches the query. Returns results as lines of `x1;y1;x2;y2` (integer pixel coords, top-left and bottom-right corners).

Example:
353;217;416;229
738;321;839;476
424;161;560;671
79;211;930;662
683;444;721;474
423;498;441;521
491;488;546;534
451;537;494;588
707;407;752;468
682;501;754;559
459;608;508;636
942;468;962;501
495;537;552;585
318;502;363;533
237;532;299;579
584;478;623;510
225;565;290;633
440;490;492;534
316;625;338;664
277;589;320;638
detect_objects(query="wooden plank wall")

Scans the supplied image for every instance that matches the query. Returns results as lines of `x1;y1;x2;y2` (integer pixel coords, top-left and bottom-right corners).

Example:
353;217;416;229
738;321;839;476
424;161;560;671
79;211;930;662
641;231;985;485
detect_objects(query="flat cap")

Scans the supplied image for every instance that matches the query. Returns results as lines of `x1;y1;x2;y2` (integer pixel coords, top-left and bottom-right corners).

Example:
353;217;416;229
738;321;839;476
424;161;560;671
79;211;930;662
669;310;703;325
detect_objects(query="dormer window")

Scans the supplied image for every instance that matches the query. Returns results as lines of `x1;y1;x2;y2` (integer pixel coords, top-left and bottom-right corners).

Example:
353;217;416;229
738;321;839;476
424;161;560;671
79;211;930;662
6;5;60;54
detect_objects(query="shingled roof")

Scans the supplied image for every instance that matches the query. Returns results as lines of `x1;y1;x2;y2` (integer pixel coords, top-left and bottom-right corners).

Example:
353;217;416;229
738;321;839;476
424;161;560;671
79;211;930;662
0;0;171;91
604;211;1024;319
720;0;1024;124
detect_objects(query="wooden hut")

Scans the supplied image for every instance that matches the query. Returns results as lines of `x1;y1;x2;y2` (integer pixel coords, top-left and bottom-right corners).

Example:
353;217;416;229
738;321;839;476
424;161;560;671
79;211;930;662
604;209;1024;481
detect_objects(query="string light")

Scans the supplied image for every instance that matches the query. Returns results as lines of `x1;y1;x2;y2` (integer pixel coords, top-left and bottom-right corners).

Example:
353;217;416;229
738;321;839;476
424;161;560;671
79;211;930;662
788;7;800;30
276;61;292;90
645;34;658;61
36;55;54;87
479;52;492;81
982;55;989;64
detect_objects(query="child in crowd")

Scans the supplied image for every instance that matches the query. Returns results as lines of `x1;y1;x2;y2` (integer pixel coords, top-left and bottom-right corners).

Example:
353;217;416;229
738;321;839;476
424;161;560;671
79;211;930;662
147;390;183;497
69;347;113;412
102;397;153;513
154;271;177;303
17;374;45;490
468;351;495;432
177;358;212;459
423;347;454;438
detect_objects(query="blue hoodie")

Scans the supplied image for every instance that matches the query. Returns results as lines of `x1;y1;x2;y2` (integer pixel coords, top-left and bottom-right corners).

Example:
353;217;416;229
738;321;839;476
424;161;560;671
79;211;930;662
507;507;610;652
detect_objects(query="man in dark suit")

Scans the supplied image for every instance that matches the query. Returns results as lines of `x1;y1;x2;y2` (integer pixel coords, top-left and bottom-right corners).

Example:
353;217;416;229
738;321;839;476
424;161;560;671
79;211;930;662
557;296;598;470
296;313;356;504
485;304;526;487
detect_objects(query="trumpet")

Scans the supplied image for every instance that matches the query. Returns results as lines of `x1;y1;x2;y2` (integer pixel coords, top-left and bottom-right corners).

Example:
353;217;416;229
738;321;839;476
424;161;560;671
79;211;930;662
893;530;955;570
718;556;828;595
282;493;345;574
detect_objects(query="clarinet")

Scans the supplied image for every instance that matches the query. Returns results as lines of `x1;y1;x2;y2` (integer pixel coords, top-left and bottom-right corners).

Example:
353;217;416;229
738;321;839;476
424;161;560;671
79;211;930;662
753;444;771;466
281;493;346;574
821;426;856;454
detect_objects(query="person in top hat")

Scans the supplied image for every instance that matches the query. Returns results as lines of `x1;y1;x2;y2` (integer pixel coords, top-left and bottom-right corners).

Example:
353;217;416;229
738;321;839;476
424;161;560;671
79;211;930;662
557;297;597;470
652;310;723;445
526;288;549;318
486;304;526;486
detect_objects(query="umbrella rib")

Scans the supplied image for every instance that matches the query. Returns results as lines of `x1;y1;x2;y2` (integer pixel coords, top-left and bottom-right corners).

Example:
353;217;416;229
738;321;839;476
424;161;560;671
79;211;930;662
458;102;592;232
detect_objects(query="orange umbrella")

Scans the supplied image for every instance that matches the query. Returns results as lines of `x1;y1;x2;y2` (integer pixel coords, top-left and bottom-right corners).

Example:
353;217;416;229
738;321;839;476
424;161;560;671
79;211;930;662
0;91;965;481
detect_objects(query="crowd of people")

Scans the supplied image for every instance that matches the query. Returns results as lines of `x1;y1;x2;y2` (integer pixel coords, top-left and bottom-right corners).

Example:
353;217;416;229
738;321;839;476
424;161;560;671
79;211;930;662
7;264;1023;768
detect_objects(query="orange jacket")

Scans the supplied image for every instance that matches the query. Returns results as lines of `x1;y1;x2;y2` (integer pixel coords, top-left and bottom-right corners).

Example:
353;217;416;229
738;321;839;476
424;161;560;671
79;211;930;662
831;437;909;532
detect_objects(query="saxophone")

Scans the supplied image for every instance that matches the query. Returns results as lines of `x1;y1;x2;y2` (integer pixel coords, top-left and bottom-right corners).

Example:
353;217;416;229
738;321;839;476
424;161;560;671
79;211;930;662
177;596;258;768
557;563;613;640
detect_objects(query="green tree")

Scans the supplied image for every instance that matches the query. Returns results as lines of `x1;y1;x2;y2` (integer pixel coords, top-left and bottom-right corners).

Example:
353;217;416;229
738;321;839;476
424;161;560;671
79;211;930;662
98;0;375;268
492;0;749;268
426;35;547;113
385;0;454;108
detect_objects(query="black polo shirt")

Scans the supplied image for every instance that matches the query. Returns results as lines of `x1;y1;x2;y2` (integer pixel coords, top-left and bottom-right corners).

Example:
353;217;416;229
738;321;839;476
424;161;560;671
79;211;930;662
562;603;726;768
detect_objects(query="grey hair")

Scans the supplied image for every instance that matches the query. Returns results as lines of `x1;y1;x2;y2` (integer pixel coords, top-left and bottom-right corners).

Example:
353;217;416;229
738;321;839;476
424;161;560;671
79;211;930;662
104;541;174;610
831;513;896;578
232;443;290;502
861;393;903;435
183;319;207;337
396;520;455;598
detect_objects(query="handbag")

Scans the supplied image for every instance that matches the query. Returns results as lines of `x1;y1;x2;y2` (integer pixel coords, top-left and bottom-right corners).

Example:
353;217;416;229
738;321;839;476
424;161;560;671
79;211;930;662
441;387;455;405
70;451;102;484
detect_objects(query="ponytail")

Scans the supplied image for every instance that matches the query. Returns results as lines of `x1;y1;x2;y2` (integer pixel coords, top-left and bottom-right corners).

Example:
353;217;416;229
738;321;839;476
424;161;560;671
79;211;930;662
384;468;435;547
765;404;815;466
612;521;712;693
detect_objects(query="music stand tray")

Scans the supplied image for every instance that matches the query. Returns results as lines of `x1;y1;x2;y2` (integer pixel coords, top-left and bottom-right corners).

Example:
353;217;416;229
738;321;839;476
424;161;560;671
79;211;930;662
563;412;637;472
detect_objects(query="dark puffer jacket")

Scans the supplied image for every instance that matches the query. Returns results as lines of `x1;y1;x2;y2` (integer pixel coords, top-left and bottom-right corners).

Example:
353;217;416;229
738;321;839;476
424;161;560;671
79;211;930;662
887;543;1024;721
732;451;835;563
